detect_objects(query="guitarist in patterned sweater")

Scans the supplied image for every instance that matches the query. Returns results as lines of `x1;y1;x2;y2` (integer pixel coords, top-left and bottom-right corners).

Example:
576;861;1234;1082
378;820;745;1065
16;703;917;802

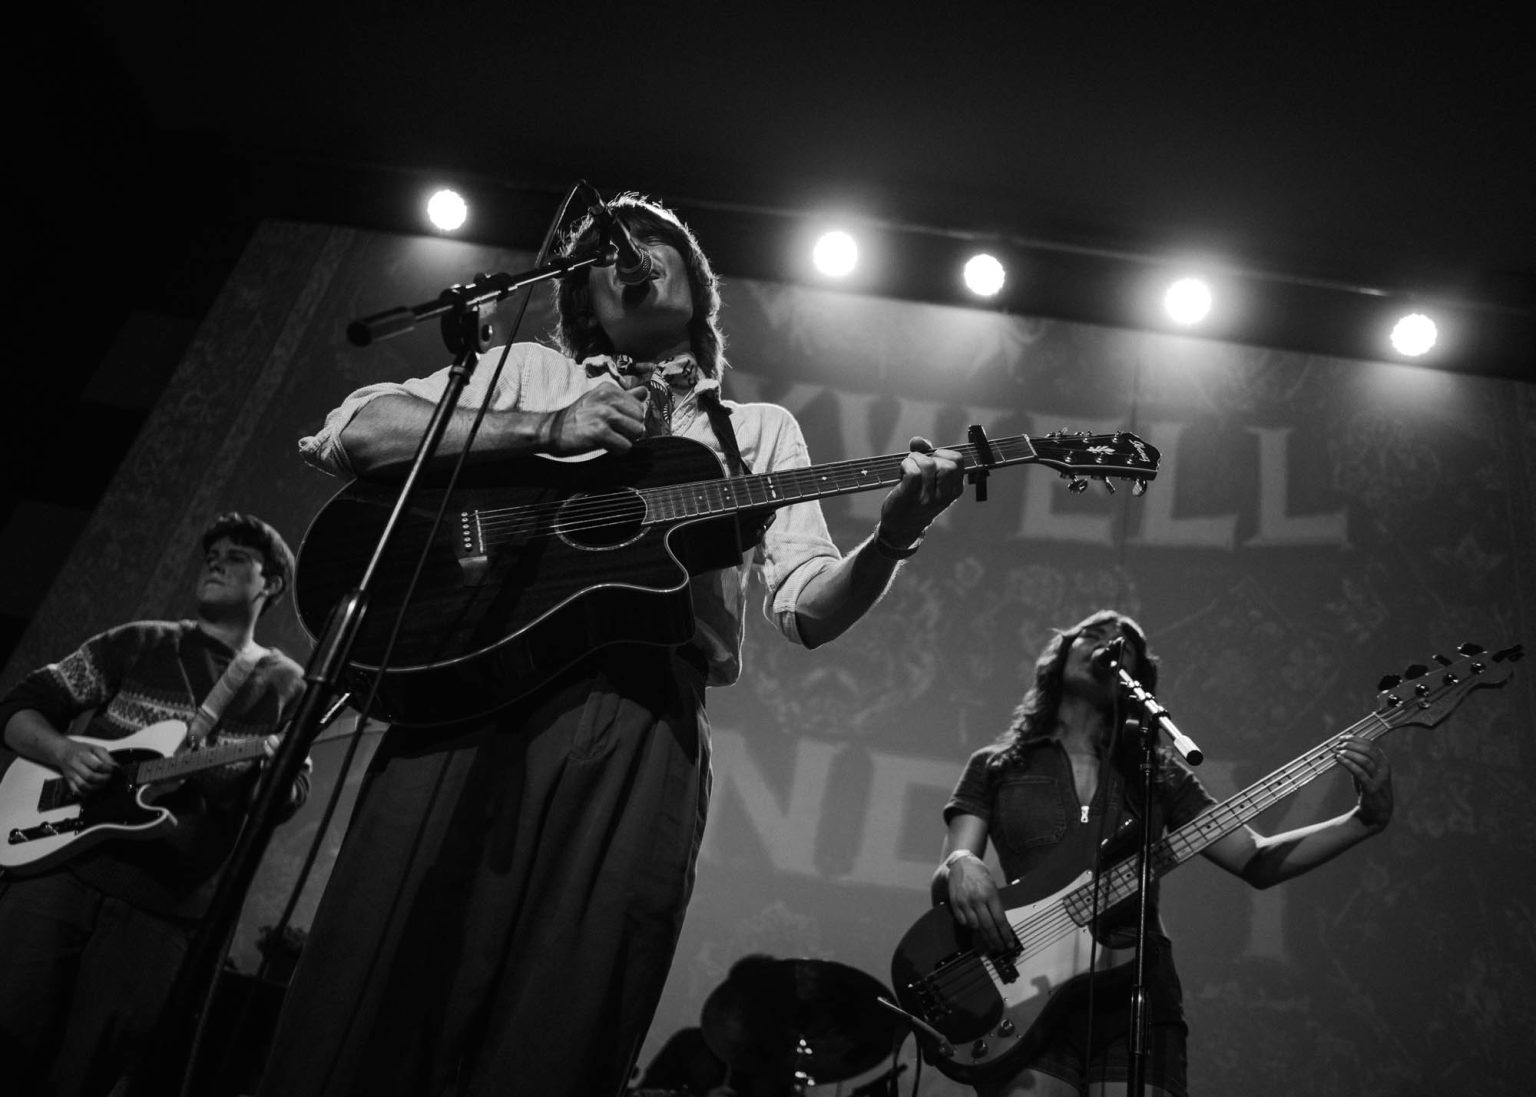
932;609;1394;1097
0;512;309;1097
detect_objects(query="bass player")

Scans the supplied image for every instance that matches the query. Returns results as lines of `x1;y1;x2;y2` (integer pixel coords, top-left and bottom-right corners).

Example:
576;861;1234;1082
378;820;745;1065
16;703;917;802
932;608;1394;1097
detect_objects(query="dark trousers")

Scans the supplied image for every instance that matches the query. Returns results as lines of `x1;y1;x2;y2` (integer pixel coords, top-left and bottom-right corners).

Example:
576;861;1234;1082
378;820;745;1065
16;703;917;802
257;648;711;1097
0;871;192;1097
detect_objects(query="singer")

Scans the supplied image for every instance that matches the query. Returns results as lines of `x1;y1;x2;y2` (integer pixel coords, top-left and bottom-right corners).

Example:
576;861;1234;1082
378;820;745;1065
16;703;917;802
930;609;1395;1097
257;194;966;1097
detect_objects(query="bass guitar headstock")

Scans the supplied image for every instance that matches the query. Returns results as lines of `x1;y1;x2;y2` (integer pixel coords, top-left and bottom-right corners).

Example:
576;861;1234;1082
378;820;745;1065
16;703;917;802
1373;642;1523;732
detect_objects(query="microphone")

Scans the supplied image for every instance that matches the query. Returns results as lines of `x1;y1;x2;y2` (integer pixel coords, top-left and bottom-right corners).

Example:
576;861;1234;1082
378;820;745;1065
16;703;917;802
1091;636;1125;673
578;183;654;286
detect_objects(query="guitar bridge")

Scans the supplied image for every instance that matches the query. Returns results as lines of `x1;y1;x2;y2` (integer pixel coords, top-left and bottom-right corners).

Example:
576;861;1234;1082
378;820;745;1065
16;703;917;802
9;815;88;845
457;511;489;581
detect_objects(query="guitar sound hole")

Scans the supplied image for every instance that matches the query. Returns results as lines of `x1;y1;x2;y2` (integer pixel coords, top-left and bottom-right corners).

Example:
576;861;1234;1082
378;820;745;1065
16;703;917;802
556;490;646;549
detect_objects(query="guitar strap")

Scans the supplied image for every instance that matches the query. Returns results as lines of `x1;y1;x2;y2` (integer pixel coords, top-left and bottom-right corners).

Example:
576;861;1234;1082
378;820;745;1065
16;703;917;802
186;644;266;747
700;389;752;476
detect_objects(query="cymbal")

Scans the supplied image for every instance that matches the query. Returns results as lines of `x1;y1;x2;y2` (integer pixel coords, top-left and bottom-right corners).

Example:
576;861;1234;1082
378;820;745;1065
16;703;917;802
700;957;899;1085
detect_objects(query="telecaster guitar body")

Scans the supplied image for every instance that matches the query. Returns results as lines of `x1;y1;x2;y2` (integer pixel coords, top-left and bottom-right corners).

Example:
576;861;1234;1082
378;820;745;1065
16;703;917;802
1;720;188;873
0;718;272;874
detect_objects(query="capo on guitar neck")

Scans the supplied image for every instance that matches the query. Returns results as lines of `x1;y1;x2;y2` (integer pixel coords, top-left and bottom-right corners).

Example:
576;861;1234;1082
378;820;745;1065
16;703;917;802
966;424;997;503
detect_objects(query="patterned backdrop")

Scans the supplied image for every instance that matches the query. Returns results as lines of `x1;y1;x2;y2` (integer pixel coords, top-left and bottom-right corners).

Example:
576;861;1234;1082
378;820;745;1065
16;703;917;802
7;221;1533;1096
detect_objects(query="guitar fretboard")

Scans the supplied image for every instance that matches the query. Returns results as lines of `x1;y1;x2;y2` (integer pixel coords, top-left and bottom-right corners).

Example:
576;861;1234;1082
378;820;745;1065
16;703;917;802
462;431;1158;552
132;738;269;785
39;736;271;811
639;434;1045;523
1061;714;1388;927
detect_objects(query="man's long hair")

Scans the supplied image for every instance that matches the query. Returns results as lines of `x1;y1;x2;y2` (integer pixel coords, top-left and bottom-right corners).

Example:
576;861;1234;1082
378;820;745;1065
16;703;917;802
989;608;1158;771
553;193;726;376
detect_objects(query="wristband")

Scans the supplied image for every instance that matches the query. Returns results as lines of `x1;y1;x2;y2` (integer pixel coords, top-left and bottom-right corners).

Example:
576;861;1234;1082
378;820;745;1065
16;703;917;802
943;848;982;869
873;523;924;560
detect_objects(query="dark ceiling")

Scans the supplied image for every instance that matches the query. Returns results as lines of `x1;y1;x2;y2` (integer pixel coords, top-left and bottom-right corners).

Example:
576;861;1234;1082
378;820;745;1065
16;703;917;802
37;3;1536;378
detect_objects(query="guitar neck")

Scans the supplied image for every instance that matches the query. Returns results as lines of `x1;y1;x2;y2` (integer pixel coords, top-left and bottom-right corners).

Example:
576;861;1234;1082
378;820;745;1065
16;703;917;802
130;736;269;786
1063;714;1388;922
640;431;1130;523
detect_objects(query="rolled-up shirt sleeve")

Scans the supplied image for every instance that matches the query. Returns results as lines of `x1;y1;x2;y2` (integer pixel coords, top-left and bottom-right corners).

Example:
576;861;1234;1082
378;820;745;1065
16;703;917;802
749;404;841;645
297;344;548;477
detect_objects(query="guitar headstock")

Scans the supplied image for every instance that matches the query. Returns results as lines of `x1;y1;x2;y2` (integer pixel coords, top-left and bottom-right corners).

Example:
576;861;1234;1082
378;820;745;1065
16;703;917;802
1373;642;1522;732
1032;431;1161;496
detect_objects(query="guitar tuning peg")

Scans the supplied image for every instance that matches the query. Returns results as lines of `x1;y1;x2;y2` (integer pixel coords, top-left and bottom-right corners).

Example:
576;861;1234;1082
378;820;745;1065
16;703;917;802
1433;653;1452;666
1377;674;1402;691
1457;642;1485;655
1131;480;1148;497
1402;663;1429;680
1068;476;1088;494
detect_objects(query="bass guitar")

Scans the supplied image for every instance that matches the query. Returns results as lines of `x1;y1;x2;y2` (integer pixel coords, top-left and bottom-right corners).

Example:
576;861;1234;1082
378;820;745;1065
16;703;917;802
294;429;1160;725
0;720;270;874
888;642;1522;1083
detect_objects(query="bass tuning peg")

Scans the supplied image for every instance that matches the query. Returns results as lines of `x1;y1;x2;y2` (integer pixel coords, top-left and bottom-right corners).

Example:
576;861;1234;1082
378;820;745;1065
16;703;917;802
1402;663;1429;680
1376;674;1402;691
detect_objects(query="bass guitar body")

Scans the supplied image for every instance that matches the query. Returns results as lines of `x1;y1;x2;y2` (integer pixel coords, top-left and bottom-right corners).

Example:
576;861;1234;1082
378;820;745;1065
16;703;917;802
294;437;761;725
890;826;1136;1084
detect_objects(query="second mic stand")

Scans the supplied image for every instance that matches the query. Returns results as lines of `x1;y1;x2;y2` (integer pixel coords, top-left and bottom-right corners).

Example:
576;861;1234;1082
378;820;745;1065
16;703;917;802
1102;656;1202;1097
127;242;609;1097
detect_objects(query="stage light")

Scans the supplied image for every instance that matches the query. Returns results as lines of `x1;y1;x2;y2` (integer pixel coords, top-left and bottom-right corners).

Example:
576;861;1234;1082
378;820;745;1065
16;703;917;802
1389;312;1437;357
963;253;1006;297
1163;277;1212;325
426;189;468;232
812;231;858;277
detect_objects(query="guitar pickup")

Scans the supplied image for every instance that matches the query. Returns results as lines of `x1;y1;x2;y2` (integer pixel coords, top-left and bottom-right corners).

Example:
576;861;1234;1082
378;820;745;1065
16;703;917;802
988;951;1020;983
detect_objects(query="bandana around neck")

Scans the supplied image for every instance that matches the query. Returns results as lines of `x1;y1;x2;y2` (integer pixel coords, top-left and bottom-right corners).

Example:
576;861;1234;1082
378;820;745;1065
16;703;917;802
582;353;716;435
582;352;699;391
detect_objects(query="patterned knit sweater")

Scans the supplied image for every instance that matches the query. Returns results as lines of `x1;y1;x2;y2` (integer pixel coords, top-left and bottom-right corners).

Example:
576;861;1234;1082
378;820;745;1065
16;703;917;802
0;620;307;918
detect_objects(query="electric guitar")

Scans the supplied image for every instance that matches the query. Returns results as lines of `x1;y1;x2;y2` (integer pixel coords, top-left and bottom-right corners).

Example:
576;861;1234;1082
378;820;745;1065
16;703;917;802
0;720;271;874
294;429;1160;725
889;642;1522;1083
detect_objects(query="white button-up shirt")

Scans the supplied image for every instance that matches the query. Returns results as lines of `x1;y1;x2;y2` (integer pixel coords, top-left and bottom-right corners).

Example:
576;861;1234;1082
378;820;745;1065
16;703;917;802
298;342;842;685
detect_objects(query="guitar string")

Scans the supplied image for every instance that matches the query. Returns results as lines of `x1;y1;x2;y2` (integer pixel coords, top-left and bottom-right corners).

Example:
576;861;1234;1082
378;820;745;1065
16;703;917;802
926;698;1445;1006
462;445;980;536
917;713;1407;1002
461;455;1154;546
441;439;1151;547
921;743;1355;1000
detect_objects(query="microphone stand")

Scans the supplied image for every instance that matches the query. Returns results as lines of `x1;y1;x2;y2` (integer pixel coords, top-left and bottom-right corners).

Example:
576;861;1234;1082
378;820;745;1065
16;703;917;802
126;242;609;1097
1103;655;1202;1097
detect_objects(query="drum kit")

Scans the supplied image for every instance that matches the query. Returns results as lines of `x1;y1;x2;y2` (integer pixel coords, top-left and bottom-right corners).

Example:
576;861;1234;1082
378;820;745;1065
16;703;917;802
695;957;905;1095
